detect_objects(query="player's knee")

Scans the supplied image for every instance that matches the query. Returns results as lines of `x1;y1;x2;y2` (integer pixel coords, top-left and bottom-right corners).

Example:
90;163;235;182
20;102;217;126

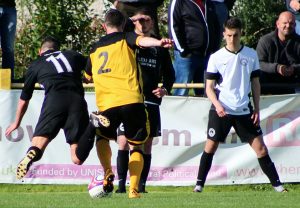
143;137;153;154
130;148;143;155
256;146;268;158
72;156;83;165
74;147;90;164
117;135;129;150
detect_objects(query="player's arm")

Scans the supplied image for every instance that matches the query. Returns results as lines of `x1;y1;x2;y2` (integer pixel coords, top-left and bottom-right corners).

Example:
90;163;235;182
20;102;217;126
127;32;173;49
5;99;30;136
206;79;226;117
83;54;94;83
251;76;261;126
137;36;173;48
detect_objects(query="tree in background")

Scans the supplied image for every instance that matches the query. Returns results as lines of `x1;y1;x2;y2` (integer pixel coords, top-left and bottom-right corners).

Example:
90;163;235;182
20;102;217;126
14;0;286;78
232;0;285;48
15;0;103;78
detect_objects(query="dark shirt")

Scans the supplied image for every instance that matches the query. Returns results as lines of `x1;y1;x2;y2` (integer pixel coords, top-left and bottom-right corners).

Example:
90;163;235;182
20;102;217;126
21;50;86;100
137;45;175;105
256;30;300;94
0;0;16;7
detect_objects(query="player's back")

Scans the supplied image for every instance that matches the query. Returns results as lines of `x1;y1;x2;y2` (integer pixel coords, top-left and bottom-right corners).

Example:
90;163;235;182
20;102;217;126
86;32;144;111
25;50;86;96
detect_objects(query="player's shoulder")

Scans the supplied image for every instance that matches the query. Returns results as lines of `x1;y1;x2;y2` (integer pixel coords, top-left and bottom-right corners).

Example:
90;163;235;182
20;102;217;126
62;49;83;57
241;46;257;56
210;47;227;59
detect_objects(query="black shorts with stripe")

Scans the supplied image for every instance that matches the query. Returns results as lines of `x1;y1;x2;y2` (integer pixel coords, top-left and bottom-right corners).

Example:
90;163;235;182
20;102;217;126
33;92;89;144
97;103;149;145
207;110;263;143
117;103;161;138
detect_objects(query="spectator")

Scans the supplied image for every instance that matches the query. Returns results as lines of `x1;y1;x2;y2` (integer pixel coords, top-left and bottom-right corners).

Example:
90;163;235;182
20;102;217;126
194;17;287;193
115;8;175;194
168;0;219;96
286;0;300;35
5;36;93;179
104;0;164;36
256;11;300;94
211;0;236;48
84;9;172;199
0;0;17;80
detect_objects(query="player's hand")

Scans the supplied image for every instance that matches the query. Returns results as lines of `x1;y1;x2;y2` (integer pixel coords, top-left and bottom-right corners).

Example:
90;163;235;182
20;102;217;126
152;87;167;98
83;76;93;84
251;110;260;126
215;104;226;117
130;14;151;23
160;38;173;48
5;122;19;137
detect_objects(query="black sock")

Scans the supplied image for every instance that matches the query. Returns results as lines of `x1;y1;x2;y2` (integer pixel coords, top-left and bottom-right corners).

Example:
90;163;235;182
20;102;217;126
27;146;43;162
75;123;96;162
258;155;281;187
139;154;152;192
196;151;214;187
117;150;129;191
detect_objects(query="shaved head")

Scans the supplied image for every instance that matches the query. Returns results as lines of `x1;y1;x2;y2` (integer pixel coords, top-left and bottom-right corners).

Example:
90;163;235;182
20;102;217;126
278;11;295;23
276;11;296;41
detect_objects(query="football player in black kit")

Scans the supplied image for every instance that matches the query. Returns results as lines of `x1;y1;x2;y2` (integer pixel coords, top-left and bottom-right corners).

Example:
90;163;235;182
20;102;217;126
6;36;100;179
115;8;175;193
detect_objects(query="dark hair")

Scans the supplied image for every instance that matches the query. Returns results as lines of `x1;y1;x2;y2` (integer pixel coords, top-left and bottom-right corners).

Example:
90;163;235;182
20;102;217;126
41;36;60;50
133;7;155;20
105;9;125;28
224;17;243;30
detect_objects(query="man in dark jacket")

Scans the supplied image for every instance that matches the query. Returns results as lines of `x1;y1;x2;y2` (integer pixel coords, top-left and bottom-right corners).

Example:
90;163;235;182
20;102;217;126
168;0;219;96
0;0;16;79
256;11;300;94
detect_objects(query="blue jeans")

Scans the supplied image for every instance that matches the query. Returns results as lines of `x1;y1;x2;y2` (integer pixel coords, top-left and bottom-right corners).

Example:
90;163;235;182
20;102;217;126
0;6;17;78
212;1;229;48
296;19;300;35
173;50;206;96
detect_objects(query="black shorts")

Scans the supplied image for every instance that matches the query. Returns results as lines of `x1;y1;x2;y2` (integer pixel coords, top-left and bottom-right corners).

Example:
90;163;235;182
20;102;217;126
207;110;263;143
33;92;89;144
97;103;149;145
117;103;161;138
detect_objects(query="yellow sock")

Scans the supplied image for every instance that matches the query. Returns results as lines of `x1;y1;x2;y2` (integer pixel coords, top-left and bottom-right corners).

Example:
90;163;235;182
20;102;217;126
96;139;112;173
128;151;144;191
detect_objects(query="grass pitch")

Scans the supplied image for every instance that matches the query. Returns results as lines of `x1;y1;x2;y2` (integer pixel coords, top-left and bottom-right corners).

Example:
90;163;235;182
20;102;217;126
0;183;299;208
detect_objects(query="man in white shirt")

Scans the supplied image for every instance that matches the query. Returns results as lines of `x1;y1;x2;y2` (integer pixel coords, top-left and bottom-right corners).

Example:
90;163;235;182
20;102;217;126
193;17;287;193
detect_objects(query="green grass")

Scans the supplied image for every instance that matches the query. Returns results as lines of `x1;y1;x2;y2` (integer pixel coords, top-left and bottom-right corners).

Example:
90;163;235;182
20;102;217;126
0;184;299;208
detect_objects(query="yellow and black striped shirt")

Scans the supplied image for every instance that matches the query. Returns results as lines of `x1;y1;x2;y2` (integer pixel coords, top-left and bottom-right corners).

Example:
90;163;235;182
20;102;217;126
85;32;143;111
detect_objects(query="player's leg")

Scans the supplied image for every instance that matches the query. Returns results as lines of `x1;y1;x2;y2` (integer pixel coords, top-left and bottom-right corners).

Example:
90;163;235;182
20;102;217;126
64;99;97;164
122;103;149;198
138;136;152;193
96;136;115;193
116;127;130;193
194;139;219;192
17;136;48;179
249;136;287;192
138;104;160;193
72;122;96;165
17;99;60;180
194;110;231;192
69;105;111;164
128;145;144;199
235;114;287;193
